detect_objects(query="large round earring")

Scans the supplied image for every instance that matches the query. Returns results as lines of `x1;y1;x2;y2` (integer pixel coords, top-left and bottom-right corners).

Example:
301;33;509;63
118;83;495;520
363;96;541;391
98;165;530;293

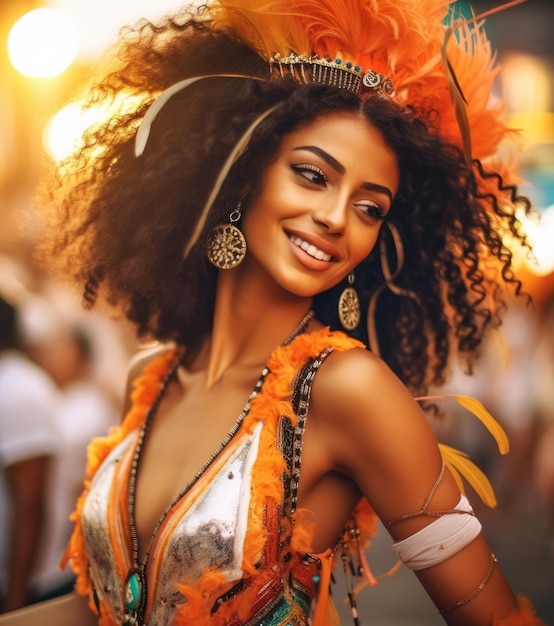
338;272;360;330
207;205;247;269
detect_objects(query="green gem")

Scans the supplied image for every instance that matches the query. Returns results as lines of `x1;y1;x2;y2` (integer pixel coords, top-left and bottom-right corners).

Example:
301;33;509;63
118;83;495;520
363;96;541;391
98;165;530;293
345;61;352;69
125;573;141;611
335;58;342;65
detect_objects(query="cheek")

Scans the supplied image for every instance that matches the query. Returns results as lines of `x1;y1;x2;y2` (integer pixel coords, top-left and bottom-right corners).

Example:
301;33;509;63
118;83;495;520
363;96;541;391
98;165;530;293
350;227;382;265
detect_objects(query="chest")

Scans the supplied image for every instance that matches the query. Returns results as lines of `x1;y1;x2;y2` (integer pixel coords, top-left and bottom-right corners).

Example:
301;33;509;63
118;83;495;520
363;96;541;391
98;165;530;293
134;371;262;557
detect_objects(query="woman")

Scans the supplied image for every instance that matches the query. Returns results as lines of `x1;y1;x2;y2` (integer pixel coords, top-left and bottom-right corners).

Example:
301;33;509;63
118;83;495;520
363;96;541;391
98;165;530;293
28;0;545;624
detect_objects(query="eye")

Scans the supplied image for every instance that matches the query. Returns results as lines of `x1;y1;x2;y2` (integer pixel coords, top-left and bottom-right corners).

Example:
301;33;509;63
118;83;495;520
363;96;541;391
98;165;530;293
355;201;386;222
291;163;327;186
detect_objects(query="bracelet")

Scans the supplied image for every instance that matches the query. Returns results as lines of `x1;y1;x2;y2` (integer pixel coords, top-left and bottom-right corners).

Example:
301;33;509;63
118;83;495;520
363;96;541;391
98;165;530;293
439;553;498;615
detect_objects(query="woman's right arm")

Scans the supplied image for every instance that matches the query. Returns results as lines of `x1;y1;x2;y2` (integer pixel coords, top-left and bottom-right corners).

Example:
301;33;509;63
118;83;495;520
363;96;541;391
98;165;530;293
0;593;97;626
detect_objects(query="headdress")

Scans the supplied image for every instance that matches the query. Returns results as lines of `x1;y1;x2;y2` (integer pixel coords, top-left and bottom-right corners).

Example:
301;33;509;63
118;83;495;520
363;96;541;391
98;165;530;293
134;0;525;255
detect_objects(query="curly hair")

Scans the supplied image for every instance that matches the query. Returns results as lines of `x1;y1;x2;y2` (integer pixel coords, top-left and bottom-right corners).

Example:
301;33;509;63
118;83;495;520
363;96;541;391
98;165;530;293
36;7;531;396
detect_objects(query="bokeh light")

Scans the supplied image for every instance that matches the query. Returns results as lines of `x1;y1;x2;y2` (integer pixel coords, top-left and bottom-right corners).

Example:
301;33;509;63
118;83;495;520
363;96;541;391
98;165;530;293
43;94;144;162
43;103;103;162
517;205;554;277
7;8;79;78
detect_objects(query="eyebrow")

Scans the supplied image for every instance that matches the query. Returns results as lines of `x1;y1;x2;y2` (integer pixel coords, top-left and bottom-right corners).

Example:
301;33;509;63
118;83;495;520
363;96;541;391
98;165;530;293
292;145;394;203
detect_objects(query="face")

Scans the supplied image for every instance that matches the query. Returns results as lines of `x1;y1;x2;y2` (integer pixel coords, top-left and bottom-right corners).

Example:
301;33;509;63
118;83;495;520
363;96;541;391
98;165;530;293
238;111;400;298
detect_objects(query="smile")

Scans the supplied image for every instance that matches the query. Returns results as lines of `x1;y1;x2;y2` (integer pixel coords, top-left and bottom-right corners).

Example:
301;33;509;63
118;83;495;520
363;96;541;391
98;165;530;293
289;235;333;262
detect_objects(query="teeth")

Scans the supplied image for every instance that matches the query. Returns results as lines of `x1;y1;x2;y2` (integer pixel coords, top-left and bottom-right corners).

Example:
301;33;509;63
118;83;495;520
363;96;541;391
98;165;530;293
290;236;332;262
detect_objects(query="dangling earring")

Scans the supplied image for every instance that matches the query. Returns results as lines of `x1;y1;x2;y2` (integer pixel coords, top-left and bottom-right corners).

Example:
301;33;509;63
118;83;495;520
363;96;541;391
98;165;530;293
338;272;360;330
367;222;420;356
207;204;247;269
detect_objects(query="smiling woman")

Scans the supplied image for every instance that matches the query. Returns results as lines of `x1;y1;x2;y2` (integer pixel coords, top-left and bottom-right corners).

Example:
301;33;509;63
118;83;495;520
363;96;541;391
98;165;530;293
236;112;399;302
24;0;547;625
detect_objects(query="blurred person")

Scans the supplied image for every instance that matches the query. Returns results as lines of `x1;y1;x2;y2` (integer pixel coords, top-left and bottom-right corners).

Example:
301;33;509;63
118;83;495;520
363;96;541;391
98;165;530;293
0;295;61;612
15;299;120;606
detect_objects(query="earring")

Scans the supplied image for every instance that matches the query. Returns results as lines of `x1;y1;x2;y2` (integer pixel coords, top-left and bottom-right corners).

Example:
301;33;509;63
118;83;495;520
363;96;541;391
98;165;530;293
338;272;360;330
207;205;247;269
367;222;419;356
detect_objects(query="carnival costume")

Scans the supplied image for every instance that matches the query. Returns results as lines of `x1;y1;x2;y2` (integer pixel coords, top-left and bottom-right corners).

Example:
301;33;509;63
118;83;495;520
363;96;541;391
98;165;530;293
62;0;546;624
64;329;542;626
65;328;365;625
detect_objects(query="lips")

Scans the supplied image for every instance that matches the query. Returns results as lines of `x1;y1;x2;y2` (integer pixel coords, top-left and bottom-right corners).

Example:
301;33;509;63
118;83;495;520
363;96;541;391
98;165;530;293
289;235;334;262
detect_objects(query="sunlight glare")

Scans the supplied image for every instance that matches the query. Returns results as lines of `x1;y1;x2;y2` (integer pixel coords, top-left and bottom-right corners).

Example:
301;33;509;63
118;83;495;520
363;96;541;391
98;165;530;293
43;103;103;162
516;205;554;277
44;93;144;162
7;9;79;78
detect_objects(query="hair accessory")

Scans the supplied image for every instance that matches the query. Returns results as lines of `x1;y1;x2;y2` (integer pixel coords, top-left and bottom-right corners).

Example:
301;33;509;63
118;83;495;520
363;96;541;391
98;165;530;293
338;272;360;331
207;205;247;269
270;53;394;96
133;0;528;261
367;222;420;355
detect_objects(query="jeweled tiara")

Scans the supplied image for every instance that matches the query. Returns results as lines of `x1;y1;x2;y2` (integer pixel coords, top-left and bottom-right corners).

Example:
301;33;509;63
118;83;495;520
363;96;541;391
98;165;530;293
270;52;394;96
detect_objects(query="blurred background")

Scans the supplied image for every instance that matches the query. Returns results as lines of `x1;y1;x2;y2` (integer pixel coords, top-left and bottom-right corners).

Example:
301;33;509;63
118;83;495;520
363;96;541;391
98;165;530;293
0;0;552;621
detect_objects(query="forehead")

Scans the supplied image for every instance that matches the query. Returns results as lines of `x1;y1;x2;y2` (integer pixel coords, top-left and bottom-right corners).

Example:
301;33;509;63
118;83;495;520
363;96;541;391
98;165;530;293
277;111;399;190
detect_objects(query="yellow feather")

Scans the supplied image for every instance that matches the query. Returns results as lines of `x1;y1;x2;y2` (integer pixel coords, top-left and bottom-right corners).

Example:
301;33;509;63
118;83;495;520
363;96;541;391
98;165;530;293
439;444;498;507
454;395;510;455
417;393;510;455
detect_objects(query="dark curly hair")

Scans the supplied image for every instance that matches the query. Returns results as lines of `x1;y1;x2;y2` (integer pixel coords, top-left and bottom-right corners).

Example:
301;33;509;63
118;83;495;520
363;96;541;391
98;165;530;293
36;6;531;397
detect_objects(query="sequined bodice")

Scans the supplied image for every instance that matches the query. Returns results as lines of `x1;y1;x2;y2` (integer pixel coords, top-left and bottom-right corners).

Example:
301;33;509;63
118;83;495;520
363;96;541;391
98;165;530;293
82;421;266;624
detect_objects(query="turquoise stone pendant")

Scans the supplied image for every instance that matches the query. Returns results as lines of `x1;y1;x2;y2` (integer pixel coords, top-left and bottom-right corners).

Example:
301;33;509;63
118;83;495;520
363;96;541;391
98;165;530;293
125;572;141;611
124;569;145;624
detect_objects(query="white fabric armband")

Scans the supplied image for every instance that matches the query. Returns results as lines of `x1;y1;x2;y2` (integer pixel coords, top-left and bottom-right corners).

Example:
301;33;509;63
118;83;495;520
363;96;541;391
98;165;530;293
391;494;481;571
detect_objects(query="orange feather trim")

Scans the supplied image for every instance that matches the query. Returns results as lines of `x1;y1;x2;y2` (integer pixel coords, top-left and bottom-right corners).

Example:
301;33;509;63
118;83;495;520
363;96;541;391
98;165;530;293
169;328;367;624
62;328;367;623
60;349;179;600
493;595;546;625
63;327;544;624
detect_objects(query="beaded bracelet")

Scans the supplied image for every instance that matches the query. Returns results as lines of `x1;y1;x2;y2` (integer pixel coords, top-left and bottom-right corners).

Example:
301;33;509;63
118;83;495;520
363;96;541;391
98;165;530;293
439;553;498;615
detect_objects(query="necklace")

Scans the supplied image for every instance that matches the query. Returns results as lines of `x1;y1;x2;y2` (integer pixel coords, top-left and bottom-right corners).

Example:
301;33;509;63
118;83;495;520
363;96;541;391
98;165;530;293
123;310;314;625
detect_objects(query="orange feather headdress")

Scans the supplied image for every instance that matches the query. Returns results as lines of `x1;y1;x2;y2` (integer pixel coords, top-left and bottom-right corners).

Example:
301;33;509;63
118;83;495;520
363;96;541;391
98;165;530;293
134;0;526;257
209;0;520;170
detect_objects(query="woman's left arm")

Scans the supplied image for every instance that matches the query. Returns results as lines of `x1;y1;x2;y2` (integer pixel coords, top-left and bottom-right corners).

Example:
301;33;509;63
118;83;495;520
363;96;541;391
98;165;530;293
311;348;544;625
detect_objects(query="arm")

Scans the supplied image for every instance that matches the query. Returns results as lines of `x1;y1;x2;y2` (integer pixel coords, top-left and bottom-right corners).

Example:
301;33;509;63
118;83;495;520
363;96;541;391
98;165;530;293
3;456;51;613
311;348;541;625
0;592;97;626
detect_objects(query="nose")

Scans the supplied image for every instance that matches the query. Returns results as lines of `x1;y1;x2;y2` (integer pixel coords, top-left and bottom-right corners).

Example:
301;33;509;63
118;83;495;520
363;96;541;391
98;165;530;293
311;194;348;234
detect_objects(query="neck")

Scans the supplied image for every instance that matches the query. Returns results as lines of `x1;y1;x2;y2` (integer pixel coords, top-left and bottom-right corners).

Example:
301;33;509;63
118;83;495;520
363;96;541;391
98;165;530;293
200;272;314;388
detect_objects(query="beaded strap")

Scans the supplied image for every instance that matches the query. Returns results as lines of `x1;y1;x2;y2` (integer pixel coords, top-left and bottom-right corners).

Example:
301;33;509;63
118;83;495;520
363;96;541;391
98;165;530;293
289;347;334;515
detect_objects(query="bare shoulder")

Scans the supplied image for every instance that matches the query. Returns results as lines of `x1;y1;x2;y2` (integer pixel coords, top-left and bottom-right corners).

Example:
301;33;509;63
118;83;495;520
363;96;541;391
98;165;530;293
309;346;441;483
310;346;417;426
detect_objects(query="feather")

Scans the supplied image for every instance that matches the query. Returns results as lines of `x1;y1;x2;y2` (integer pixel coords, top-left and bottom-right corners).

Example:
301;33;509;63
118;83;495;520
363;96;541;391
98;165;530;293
135;77;200;157
351;557;402;596
311;550;339;626
441;25;472;167
439;444;498;507
417;393;509;455
135;74;265;157
183;103;278;259
209;0;524;193
455;394;510;454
